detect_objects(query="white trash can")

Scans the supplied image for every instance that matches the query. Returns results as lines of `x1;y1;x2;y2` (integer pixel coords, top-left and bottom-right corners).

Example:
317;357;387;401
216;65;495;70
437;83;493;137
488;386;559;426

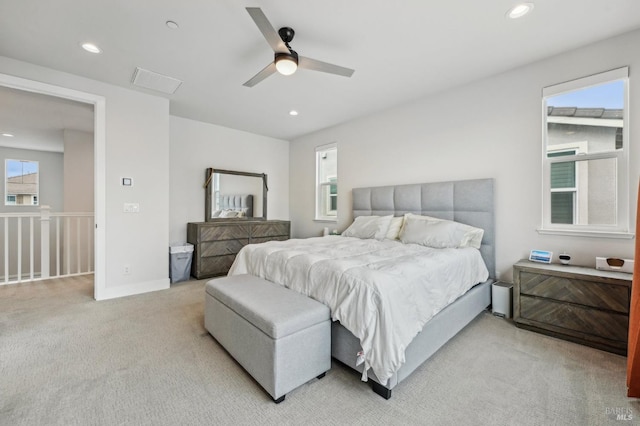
169;243;194;284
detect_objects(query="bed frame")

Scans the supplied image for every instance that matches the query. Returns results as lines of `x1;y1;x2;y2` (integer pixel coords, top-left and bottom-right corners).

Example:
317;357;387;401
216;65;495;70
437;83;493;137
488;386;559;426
331;178;495;399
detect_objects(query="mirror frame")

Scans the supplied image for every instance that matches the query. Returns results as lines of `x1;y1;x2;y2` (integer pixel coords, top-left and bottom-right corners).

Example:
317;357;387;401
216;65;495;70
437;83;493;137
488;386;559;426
204;168;268;221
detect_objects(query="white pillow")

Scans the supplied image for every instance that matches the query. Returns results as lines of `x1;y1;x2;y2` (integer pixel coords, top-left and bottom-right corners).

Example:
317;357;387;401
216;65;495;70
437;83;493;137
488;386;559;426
399;213;484;249
219;209;239;218
385;216;404;240
342;215;393;240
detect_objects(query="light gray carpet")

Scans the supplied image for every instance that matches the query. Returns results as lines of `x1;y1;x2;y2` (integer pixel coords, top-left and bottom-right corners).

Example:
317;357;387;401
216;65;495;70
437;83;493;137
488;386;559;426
1;276;638;425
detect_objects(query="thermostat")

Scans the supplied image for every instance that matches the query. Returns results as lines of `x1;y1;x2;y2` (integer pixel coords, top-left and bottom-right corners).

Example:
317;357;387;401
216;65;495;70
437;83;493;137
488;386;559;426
122;177;133;186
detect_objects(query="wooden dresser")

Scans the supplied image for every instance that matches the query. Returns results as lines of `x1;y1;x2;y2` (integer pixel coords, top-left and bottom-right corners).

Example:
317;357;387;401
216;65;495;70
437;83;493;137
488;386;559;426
513;259;632;355
187;220;290;279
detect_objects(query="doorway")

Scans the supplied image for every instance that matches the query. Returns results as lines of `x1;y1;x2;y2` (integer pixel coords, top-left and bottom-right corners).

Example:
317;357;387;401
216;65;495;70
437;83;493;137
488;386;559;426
0;73;106;299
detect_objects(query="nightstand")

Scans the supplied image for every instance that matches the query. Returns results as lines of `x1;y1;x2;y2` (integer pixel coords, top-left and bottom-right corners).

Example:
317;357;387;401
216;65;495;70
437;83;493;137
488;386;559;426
513;259;632;355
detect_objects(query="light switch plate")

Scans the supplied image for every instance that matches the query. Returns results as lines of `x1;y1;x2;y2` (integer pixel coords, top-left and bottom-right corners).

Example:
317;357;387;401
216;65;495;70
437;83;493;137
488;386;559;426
123;203;139;213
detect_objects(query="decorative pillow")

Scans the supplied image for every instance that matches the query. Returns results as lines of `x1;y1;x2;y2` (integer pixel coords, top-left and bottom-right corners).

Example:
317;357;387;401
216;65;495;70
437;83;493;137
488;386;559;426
219;209;239;218
342;215;393;240
385;216;404;240
399;213;484;249
212;210;222;218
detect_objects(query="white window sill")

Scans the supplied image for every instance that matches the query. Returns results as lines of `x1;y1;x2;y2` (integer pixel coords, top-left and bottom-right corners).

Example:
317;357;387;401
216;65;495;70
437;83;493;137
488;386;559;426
314;219;337;223
537;228;635;239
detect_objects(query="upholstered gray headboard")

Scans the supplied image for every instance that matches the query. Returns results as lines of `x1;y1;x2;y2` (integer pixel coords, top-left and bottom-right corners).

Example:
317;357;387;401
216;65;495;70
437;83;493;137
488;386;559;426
219;194;254;218
352;178;495;279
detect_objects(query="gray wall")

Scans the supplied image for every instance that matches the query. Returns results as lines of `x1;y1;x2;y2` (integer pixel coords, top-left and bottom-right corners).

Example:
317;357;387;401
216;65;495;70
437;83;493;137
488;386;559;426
289;28;640;281
63;129;94;212
168;116;289;244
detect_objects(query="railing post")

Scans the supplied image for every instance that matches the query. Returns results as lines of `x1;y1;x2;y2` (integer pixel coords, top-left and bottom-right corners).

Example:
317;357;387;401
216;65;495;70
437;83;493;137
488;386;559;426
40;205;50;279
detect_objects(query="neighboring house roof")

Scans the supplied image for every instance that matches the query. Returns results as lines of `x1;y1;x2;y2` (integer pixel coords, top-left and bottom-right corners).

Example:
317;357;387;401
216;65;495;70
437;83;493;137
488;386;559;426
6;172;38;196
547;107;623;119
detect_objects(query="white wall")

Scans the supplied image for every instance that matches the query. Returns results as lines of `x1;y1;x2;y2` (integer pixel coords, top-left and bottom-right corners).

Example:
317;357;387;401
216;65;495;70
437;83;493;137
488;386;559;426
63;129;94;212
169;116;289;244
290;29;640;281
0;55;171;299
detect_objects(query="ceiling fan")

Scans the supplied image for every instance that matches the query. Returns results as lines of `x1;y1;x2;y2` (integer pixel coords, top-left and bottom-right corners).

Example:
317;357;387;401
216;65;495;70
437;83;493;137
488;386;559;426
243;7;355;87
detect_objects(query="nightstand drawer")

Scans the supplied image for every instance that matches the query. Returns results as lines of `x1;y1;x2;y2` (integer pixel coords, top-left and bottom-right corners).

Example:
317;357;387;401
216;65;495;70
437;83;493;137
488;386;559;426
520;271;629;314
520;295;629;342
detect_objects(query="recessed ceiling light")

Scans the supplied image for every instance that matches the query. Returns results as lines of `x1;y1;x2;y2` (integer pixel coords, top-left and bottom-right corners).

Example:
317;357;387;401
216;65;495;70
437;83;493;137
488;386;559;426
289;110;299;116
166;20;179;30
506;3;534;19
81;42;101;54
2;133;14;137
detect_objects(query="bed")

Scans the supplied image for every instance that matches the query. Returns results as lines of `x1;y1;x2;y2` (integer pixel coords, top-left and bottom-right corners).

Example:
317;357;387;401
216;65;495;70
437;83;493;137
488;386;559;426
228;178;495;398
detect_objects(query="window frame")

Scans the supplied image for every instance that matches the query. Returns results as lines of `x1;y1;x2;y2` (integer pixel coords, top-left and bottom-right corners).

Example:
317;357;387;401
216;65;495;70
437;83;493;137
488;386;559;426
5;158;40;207
539;67;631;238
315;143;338;222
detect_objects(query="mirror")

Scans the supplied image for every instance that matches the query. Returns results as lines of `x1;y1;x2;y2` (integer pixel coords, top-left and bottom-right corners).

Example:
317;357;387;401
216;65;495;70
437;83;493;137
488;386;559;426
5;159;39;206
204;168;267;221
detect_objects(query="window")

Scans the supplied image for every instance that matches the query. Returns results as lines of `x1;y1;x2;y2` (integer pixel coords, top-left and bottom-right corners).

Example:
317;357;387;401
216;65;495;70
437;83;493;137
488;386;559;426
5;159;39;206
541;67;629;237
315;143;337;221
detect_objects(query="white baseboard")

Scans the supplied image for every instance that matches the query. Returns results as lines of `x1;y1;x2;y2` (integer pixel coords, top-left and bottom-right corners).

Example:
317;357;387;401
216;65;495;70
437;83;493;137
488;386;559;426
95;278;170;301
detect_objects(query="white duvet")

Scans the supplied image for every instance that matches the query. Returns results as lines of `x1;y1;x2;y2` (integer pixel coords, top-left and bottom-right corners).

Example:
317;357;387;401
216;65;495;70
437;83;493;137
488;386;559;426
228;236;489;385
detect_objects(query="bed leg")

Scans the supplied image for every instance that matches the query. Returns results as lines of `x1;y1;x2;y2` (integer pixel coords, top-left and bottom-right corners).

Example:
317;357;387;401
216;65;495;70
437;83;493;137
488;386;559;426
369;381;392;400
317;372;326;379
273;395;285;404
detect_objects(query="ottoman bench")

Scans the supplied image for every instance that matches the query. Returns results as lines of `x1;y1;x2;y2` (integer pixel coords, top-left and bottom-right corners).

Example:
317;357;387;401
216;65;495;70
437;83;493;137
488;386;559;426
204;274;331;403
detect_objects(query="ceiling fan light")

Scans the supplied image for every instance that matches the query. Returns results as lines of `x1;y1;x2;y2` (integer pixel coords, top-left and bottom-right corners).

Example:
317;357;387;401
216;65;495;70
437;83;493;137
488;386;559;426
275;52;298;76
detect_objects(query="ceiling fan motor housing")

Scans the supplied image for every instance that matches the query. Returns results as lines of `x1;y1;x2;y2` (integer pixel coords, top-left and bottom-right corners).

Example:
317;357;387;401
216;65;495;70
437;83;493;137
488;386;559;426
275;50;298;64
278;27;295;43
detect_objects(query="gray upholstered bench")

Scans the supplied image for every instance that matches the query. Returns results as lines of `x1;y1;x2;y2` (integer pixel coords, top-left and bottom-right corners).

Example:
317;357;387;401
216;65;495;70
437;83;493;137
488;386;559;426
204;274;331;403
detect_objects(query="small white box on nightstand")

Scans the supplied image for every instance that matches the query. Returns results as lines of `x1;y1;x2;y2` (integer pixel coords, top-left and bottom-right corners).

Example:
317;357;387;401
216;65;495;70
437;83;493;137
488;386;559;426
492;281;513;319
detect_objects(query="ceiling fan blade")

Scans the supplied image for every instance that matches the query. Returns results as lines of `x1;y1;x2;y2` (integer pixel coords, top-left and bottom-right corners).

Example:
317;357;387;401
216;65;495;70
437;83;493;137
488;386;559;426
246;7;289;54
299;56;355;78
243;62;277;88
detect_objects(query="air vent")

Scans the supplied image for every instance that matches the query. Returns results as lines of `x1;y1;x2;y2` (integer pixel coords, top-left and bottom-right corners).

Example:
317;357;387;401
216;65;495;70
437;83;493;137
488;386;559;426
131;67;182;94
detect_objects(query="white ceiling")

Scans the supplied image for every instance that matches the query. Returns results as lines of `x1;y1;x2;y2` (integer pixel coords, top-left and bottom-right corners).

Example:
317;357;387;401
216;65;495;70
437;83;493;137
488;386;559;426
0;1;639;141
0;86;94;152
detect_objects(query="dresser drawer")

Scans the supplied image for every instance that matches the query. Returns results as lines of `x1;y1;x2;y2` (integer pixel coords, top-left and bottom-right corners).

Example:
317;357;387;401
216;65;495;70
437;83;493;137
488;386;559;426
520;295;629;343
198;254;238;277
251;235;288;245
251;222;289;238
519;271;629;314
198;224;250;242
200;239;248;257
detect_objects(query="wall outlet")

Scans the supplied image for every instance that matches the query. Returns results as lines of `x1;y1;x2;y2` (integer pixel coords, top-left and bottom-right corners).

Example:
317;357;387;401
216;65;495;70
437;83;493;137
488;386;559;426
123;265;131;275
